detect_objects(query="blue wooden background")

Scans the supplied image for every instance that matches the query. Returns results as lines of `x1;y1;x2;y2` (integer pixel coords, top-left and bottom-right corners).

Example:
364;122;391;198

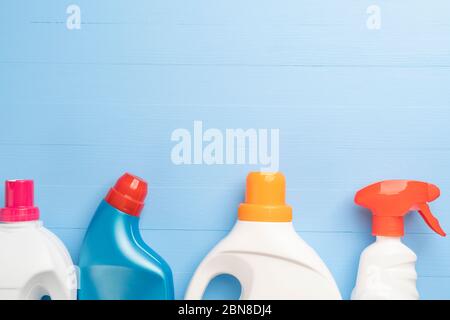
1;1;450;299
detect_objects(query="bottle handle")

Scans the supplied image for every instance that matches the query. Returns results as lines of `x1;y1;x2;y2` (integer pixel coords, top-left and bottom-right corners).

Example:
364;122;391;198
185;254;252;300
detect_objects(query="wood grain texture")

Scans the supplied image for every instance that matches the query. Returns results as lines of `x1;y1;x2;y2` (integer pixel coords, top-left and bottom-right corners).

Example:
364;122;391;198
0;0;449;299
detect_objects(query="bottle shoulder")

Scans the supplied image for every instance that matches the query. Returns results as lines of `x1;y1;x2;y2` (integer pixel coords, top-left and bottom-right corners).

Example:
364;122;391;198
216;222;315;253
204;221;335;276
0;224;73;285
361;239;417;259
0;223;60;253
358;238;417;271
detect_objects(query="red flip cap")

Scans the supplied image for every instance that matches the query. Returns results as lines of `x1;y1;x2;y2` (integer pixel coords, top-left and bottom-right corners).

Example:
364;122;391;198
105;173;148;216
0;180;40;222
355;180;446;237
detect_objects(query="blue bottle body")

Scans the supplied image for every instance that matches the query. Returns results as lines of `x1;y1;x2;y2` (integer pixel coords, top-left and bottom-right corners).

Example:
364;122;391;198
78;201;174;300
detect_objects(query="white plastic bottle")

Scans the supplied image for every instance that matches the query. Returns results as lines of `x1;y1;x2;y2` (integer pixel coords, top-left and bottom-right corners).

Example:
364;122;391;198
185;172;342;300
352;180;446;300
0;180;77;300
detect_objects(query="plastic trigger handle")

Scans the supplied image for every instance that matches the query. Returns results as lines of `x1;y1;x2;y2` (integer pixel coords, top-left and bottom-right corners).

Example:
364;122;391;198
417;203;446;236
355;180;446;237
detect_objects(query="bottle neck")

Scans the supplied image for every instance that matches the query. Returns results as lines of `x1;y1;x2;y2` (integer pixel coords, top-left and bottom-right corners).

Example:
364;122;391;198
235;219;295;232
372;215;404;237
97;199;139;224
88;201;141;242
0;220;42;228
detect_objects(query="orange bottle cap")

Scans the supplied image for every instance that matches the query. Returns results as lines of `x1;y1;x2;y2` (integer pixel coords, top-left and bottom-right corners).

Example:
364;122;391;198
355;180;446;237
238;172;292;222
105;173;148;216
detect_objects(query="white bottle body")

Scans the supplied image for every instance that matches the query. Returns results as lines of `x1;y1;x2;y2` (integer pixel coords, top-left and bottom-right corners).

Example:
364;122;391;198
185;221;342;300
0;221;77;300
352;236;418;300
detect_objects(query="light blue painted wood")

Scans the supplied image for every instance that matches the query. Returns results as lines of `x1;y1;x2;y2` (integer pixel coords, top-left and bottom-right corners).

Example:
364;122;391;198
0;0;449;299
1;1;450;66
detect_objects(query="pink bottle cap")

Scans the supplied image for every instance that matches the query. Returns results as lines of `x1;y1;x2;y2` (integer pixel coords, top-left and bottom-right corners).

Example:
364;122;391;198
0;180;40;222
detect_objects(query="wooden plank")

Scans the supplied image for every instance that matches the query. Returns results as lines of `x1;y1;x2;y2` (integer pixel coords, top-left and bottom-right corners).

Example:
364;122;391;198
1;1;449;66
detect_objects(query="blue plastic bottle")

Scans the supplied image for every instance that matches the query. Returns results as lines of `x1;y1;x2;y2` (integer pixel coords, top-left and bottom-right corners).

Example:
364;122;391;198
78;173;174;300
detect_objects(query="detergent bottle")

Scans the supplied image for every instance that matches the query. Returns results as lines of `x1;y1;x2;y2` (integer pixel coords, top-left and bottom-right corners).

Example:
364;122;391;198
185;172;342;300
0;180;77;300
352;180;446;300
78;173;174;300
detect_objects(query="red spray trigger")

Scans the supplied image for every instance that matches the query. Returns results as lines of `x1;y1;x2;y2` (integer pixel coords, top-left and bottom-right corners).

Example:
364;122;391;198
417;203;446;236
355;180;446;237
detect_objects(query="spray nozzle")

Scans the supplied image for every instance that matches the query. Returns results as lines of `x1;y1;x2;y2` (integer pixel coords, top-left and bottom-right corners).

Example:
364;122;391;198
355;180;446;237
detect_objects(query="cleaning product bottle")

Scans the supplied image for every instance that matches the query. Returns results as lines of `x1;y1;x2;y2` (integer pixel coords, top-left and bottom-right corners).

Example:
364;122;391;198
0;180;77;300
78;173;174;300
185;172;342;300
352;180;446;300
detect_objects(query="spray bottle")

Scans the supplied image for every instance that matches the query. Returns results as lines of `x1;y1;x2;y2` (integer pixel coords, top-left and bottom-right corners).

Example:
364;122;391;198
352;180;446;300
